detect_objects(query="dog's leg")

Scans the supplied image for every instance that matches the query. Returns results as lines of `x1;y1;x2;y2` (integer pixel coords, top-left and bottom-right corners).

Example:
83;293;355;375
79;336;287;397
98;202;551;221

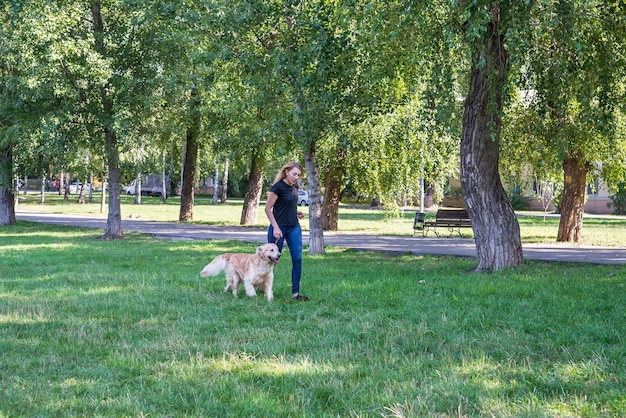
243;279;258;298
225;273;239;297
263;275;274;301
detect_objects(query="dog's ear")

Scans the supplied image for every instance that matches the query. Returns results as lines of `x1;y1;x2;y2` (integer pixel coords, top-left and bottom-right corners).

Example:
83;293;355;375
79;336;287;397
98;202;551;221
256;245;264;257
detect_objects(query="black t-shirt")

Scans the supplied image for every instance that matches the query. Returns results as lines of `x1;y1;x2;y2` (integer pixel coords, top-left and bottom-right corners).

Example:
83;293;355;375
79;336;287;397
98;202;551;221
269;180;299;227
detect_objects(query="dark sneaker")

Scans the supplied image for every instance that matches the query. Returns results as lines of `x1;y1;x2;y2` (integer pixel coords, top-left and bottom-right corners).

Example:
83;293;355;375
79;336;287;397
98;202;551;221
292;294;309;301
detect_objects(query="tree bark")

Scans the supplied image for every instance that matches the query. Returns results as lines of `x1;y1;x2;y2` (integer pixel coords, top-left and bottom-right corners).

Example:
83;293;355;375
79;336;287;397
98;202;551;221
557;156;590;242
134;173;142;205
425;183;435;208
88;172;93;203
77;177;87;204
240;150;264;225
100;179;106;214
322;147;345;231
212;163;219;205
59;171;65;196
179;88;200;222
40;174;46;204
0;143;16;225
460;5;523;271
64;173;70;200
0;69;15;225
305;141;325;255
221;158;229;204
161;155;167;204
103;128;124;239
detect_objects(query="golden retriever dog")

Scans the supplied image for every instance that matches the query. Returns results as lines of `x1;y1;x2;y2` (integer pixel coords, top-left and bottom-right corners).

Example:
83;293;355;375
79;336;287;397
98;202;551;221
200;243;281;301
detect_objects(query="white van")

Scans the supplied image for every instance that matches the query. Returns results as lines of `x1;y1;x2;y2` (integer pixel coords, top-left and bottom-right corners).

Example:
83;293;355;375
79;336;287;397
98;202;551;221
126;174;167;197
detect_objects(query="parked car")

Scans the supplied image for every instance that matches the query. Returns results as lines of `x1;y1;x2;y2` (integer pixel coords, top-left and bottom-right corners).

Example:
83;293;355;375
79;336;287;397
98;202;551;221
297;189;323;206
297;189;309;206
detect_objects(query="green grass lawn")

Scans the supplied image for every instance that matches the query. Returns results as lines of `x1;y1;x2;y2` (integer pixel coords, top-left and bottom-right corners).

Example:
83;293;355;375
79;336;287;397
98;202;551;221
1;221;625;416
15;192;626;247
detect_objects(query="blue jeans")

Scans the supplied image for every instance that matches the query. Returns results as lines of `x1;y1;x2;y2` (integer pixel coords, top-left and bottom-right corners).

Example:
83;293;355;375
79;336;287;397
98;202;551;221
268;223;303;295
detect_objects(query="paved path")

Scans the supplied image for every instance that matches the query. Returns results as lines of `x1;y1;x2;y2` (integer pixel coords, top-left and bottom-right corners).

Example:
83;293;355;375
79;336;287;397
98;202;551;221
15;211;626;265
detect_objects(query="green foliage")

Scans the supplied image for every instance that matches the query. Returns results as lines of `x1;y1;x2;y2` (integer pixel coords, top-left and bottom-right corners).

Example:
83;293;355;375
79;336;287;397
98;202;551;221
3;0;626;242
382;199;403;221
610;182;626;215
507;185;532;211
345;93;462;204
502;0;626;196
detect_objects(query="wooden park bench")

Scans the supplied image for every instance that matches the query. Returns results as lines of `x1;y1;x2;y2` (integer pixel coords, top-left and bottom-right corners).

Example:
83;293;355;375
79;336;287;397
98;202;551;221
413;208;472;237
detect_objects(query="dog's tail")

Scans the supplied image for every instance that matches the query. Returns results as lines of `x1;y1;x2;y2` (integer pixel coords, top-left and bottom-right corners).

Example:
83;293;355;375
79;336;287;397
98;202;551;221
200;255;227;277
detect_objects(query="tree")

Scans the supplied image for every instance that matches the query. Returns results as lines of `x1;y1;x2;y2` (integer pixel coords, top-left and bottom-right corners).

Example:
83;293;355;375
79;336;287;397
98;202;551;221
179;88;201;222
90;1;124;238
274;1;408;254
213;1;453;244
0;2;35;225
518;0;626;243
8;1;194;237
454;1;529;270
212;4;295;226
312;1;465;232
342;90;462;217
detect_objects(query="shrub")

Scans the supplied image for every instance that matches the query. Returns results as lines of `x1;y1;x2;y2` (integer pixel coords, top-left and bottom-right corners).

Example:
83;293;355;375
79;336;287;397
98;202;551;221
610;182;626;215
508;187;532;210
382;200;403;221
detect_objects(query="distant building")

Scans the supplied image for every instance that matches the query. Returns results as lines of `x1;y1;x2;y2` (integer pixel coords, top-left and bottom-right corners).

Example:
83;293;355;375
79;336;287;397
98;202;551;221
442;174;614;214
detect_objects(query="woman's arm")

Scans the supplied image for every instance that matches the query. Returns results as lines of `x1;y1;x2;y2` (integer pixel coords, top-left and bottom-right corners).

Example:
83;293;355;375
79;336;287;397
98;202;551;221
265;192;282;239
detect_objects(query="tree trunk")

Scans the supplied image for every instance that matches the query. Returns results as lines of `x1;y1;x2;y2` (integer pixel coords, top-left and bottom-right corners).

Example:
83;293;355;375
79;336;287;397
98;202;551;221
425;183;435;208
179;88;200;222
212;163;219;205
240;150;264;225
167;149;176;197
64;173;70;200
305;141;325;255
40;174;46;204
103;128;124;239
322;147;345;231
221;158;229;204
557;156;590;242
77;177;87;204
0;143;16;225
88;172;93;203
161;154;167;204
134;173;142;205
0;188;15;225
460;5;523;271
93;1;123;239
59;171;65;196
100;179;106;214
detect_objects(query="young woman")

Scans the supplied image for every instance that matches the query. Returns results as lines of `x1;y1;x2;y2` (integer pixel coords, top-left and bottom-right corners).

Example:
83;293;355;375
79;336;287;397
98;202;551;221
264;162;309;301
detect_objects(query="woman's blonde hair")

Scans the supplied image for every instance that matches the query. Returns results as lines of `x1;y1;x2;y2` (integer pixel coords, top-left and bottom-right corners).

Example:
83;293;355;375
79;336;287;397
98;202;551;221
273;161;303;185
